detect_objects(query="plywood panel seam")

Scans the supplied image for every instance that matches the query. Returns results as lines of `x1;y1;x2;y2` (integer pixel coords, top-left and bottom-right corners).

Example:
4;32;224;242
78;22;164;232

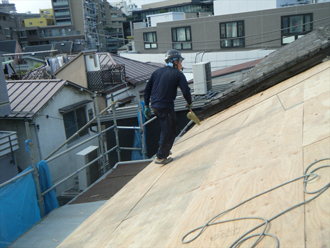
181;65;330;147
121;165;174;221
302;136;330;149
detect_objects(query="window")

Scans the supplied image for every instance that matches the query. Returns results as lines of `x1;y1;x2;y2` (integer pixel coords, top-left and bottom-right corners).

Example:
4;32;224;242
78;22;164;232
220;21;244;48
63;106;88;141
19;30;26;37
143;32;157;49
4;28;10;37
0;26;2;35
281;13;313;45
172;27;192;50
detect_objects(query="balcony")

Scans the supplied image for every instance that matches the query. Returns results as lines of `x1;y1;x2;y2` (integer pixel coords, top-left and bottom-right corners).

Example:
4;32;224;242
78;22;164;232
53;0;69;7
55;11;70;17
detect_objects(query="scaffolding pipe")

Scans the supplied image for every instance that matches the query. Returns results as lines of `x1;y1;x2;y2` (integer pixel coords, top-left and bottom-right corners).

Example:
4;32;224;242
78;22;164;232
0;169;33;189
143;116;157;126
120;147;142;151
42;154;103;196
104;145;118;156
25;122;45;217
44;100;118;160
137;94;146;159
101;124;115;134
46;134;99;163
111;94;121;162
117;126;140;130
93;95;107;173
67;158;154;204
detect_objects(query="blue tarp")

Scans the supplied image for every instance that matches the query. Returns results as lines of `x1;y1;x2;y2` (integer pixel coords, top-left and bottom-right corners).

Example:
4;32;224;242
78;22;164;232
0;160;58;248
131;101;148;160
0;168;41;248
37;161;59;215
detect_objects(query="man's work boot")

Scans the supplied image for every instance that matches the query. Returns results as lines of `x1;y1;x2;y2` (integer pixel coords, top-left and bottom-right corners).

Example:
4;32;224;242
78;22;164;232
155;157;173;166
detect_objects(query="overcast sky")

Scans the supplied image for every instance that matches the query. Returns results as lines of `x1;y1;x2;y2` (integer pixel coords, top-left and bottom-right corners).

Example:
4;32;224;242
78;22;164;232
8;0;164;14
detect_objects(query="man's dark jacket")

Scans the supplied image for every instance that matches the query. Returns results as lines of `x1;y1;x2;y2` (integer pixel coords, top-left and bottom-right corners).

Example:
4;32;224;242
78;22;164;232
144;66;192;109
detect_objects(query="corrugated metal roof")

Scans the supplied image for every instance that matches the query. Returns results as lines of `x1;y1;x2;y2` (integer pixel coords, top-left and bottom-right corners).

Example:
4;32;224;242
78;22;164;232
4;79;67;119
100;79;237;122
98;53;162;85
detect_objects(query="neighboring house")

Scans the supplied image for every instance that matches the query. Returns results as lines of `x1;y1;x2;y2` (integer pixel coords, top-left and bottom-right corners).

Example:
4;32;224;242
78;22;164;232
0;131;19;184
54;51;162;106
132;2;330;54
0;11;18;41
24;44;53;59
0;79;98;196
54;41;73;54
18;56;45;72
0;40;22;65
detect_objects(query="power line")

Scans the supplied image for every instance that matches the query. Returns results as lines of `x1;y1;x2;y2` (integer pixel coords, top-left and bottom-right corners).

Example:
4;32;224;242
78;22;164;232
91;16;330;44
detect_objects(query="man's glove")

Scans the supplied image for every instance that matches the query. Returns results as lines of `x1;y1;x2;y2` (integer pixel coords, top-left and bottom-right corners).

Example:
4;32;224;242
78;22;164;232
186;104;193;110
144;107;152;119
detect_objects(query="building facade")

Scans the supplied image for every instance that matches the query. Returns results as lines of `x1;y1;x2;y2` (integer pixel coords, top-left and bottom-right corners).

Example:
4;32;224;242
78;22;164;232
131;0;214;21
132;2;330;54
51;0;126;52
0;11;18;41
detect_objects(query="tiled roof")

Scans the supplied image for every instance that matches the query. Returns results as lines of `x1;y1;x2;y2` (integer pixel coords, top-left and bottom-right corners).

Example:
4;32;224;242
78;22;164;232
98;53;162;85
201;25;330;119
21;65;54;80
4;79;67;119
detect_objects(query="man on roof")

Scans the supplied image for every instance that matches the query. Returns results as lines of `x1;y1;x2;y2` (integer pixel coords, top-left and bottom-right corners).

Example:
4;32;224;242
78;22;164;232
144;49;192;165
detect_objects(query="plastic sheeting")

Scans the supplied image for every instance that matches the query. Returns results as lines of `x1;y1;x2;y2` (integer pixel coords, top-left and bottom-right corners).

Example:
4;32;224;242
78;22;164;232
37;161;59;215
0;168;41;248
0;161;59;248
131;101;148;160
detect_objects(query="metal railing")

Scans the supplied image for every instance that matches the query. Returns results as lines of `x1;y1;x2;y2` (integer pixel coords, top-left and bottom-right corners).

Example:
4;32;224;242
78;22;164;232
0;92;155;217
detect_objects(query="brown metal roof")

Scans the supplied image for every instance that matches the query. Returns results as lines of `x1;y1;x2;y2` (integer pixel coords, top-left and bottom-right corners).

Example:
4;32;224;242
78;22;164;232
4;79;67;119
98;53;162;85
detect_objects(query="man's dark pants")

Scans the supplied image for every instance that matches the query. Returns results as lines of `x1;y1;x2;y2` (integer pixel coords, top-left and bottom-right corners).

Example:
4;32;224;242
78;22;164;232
152;107;177;159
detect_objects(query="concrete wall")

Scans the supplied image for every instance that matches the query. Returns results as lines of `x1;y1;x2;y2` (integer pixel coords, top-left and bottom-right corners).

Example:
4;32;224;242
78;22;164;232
70;0;84;34
133;2;330;53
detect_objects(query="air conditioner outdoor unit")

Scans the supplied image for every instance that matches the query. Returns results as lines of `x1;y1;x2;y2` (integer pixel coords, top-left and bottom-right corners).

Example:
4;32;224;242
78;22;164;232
76;145;100;191
192;61;212;95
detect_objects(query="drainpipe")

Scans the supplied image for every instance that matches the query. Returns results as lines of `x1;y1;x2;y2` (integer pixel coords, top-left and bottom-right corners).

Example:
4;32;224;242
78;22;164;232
30;121;43;161
93;94;107;174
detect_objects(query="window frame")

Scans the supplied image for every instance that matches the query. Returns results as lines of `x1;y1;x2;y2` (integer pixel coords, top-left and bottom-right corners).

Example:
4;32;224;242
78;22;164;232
219;20;245;48
143;31;158;49
281;13;313;45
171;26;192;50
62;106;89;143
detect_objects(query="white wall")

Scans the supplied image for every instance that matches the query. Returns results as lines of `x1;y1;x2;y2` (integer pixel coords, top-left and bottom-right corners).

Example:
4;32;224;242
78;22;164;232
213;0;299;16
34;86;97;196
147;12;184;27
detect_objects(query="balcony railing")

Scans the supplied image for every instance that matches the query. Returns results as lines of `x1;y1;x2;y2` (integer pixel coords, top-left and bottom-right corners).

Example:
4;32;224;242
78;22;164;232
53;1;69;7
